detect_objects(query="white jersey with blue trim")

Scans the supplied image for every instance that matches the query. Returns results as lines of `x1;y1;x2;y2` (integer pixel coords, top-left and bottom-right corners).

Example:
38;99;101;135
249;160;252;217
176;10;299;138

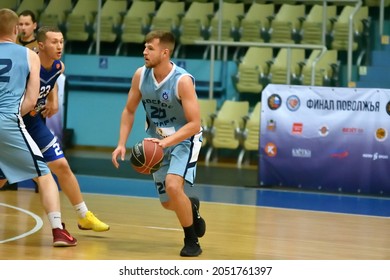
139;62;196;139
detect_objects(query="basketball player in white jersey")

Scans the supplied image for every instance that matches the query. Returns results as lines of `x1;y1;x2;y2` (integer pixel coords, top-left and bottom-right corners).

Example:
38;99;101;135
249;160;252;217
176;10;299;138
112;30;206;257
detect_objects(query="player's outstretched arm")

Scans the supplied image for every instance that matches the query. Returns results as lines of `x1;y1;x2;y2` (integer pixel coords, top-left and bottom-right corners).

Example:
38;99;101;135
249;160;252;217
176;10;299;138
112;67;143;168
20;49;40;116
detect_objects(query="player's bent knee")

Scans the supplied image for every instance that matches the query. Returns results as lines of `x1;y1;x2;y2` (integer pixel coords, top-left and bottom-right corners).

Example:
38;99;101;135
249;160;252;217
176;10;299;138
165;184;182;198
48;159;72;174
0;179;8;188
161;201;173;210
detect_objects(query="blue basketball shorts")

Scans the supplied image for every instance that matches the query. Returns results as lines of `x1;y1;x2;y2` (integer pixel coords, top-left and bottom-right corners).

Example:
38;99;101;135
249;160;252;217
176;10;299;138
152;131;202;203
23;114;64;162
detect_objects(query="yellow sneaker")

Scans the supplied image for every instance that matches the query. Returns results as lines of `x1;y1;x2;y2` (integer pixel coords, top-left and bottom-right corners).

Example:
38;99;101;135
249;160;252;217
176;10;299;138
78;211;110;232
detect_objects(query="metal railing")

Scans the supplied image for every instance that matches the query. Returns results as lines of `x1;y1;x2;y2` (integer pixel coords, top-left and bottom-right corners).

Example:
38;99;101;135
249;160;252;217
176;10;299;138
88;0;388;86
195;40;327;99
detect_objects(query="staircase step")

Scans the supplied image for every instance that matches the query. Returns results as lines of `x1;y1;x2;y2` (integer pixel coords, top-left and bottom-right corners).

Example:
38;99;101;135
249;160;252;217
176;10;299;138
359;66;390;82
382;43;390;51
356;81;390;89
371;49;390;66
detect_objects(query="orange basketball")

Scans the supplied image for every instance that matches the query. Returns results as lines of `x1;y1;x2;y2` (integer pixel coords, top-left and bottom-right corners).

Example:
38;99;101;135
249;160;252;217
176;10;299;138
130;139;164;174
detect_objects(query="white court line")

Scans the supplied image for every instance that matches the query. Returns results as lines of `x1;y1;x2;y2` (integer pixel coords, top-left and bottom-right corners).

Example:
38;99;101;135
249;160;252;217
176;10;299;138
145;226;181;232
0;203;43;244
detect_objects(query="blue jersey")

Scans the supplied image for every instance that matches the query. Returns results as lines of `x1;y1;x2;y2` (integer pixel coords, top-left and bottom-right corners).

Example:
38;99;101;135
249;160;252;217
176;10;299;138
22;60;64;162
139;62;197;139
35;60;63;115
0;42;29;114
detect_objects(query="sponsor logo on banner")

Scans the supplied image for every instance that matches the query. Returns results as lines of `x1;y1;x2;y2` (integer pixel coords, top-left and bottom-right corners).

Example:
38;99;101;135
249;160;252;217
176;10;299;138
342;127;364;134
386;101;390;116
286;95;300;111
375;127;387;141
267;119;276;131
292;123;303;135
292;148;311;158
330;150;349;158
318;125;329;137
267;94;282;110
260;84;390;195
264;142;277;157
362;152;389;160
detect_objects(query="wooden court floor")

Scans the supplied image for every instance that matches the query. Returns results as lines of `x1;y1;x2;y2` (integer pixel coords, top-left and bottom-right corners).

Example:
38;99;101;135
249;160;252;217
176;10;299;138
1;189;389;260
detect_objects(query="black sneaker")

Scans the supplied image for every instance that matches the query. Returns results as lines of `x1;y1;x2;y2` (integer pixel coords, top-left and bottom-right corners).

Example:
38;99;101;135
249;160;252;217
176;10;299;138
180;238;202;257
189;197;206;237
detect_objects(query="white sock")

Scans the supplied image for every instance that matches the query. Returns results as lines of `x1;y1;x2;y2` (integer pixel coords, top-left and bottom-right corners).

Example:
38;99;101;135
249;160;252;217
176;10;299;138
48;212;62;229
74;202;88;218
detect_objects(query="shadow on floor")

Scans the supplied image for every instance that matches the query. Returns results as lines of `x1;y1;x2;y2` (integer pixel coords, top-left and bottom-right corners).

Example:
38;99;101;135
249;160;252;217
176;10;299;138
66;153;259;188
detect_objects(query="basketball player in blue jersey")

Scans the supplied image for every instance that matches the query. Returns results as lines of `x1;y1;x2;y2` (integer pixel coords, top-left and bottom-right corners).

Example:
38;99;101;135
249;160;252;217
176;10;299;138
112;30;206;257
21;26;110;232
0;8;77;246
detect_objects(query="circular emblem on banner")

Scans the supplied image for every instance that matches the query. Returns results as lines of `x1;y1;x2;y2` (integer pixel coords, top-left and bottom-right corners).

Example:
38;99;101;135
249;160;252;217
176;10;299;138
267;94;282;110
319;125;329;137
264;142;277;157
375;127;387;141
386;101;390;116
267;119;276;131
286;95;300;111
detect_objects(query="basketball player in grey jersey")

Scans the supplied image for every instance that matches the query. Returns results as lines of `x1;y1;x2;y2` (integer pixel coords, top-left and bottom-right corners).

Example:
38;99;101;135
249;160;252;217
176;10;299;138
112;30;206;257
0;8;77;247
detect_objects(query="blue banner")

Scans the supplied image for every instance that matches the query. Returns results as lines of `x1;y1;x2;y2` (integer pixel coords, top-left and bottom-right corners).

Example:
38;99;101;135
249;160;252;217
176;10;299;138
259;84;390;196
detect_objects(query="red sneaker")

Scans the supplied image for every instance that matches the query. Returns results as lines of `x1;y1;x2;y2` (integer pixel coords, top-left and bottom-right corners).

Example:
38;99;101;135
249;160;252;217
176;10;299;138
52;223;77;247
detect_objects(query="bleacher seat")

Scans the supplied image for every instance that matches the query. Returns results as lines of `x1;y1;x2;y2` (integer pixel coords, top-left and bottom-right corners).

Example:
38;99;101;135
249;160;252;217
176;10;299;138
233;47;273;97
330;5;369;52
237;101;261;168
16;0;45;19
88;0;128;54
174;1;214;58
239;2;274;43
205;100;249;166
39;0;73;30
0;0;19;10
265;48;305;85
273;0;297;4
198;98;217;148
267;3;305;43
364;0;390;6
207;2;244;42
149;1;185;34
296;49;339;86
299;4;337;45
116;0;156;55
65;0;100;53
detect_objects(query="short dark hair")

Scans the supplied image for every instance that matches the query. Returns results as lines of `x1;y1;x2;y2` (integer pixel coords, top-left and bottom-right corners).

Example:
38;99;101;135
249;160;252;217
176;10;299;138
37;25;61;42
0;8;18;36
18;10;36;23
145;30;175;54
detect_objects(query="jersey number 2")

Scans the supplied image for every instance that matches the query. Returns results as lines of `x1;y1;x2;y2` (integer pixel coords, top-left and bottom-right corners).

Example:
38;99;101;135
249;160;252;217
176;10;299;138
0;59;12;83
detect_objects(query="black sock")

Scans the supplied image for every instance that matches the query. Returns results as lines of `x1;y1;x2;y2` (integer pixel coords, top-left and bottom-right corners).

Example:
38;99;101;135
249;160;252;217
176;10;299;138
183;225;198;242
189;198;199;220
